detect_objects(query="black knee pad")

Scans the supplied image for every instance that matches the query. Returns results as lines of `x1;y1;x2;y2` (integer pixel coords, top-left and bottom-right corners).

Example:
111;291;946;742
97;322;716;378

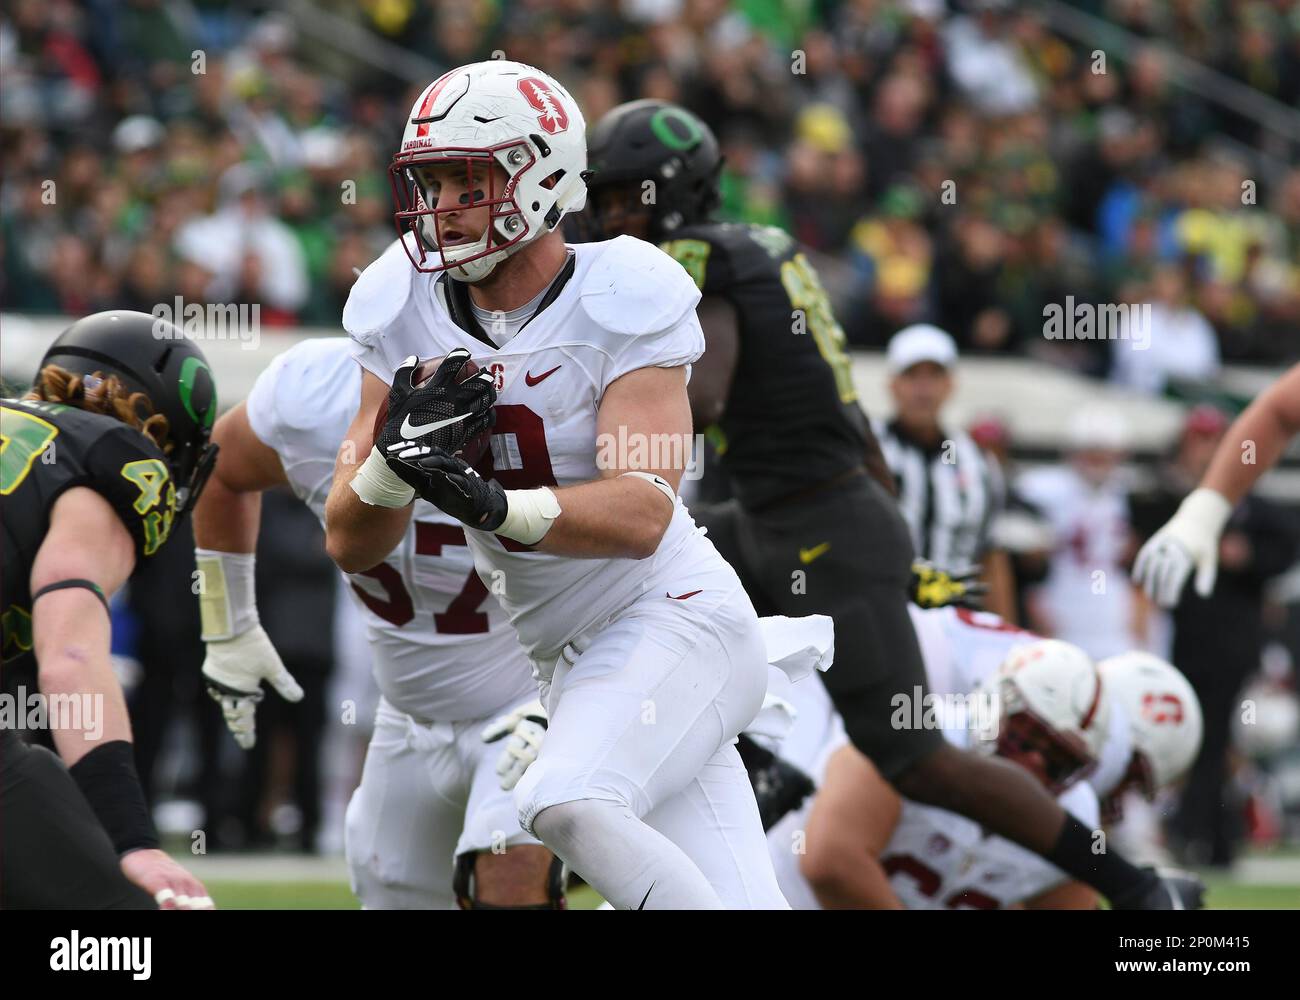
453;851;567;910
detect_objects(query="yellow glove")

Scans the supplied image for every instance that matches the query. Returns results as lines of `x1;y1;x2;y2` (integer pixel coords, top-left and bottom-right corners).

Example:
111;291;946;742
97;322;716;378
909;560;988;610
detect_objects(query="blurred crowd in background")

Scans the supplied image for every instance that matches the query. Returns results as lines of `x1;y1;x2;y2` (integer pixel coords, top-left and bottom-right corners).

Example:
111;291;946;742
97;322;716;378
3;0;1300;870
3;0;1299;382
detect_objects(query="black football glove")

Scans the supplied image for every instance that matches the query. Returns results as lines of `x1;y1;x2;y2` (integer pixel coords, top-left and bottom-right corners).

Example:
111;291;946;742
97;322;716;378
735;734;816;832
909;560;988;610
386;444;508;531
1112;867;1205;910
377;348;496;461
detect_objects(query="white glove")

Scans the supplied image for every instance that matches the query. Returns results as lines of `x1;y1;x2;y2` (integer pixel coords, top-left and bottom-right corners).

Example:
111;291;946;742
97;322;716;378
1132;487;1233;608
202;626;304;749
482;699;547;791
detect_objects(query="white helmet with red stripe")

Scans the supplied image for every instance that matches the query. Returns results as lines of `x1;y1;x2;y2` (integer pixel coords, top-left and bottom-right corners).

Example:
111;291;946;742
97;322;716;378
1097;652;1202;800
390;60;588;283
973;639;1109;793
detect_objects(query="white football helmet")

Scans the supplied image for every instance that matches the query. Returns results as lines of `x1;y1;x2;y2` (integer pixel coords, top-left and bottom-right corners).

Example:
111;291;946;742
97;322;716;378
389;60;588;282
973;639;1109;792
1097;652;1203;802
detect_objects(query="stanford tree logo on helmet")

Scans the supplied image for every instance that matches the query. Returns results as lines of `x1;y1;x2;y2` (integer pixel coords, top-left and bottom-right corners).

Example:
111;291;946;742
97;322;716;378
389;61;589;283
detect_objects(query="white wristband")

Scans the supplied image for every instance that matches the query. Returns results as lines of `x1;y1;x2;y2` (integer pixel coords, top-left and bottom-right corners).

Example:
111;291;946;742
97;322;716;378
497;487;562;545
620;471;676;507
195;549;259;641
351;446;415;508
1179;487;1233;538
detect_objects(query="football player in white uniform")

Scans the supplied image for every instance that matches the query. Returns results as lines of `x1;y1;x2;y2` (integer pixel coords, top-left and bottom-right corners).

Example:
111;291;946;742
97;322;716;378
1017;406;1144;659
768;607;1204;909
193;337;561;908
323;61;786;908
1094;651;1203;823
769;614;1106;909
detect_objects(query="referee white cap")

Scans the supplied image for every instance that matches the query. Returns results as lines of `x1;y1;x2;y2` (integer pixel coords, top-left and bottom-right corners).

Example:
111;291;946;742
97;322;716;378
887;324;958;373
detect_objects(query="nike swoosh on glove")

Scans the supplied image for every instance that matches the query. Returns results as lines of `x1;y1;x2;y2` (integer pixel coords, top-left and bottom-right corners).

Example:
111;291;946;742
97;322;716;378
377;348;496;460
386;445;508;530
202;626;304;750
482;700;548;791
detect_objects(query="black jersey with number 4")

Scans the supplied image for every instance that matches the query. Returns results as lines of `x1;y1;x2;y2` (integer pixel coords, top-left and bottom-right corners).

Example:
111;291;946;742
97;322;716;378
661;222;873;508
1;399;177;663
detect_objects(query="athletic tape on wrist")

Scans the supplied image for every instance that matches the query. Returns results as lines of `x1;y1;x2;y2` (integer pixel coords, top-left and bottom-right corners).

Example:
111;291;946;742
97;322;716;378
497;487;561;545
195;549;258;642
351;446;415;508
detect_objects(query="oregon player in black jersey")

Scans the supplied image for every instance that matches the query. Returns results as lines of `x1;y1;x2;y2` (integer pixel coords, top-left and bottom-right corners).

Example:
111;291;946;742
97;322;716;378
576;100;1202;910
1;310;218;909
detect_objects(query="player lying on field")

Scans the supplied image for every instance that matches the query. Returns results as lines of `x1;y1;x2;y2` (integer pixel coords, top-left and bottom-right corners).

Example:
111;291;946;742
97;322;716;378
1;311;217;909
763;606;1203;909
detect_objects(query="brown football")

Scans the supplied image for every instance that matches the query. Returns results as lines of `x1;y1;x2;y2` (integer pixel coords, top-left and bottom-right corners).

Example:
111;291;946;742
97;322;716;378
372;356;492;466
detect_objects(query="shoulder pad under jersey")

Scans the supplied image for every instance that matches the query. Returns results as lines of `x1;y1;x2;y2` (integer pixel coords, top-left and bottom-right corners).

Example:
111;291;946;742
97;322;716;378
262;337;359;435
342;235;420;347
578;235;701;336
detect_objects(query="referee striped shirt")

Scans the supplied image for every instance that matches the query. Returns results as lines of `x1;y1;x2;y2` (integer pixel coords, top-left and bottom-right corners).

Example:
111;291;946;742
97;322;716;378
872;417;1005;569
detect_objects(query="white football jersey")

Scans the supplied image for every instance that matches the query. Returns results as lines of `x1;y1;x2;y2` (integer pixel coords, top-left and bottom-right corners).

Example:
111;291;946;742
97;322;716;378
244;337;535;722
906;604;1039;700
769;605;1096;909
1016;465;1138;659
882;779;1098;909
346;233;725;667
909;603;1133;806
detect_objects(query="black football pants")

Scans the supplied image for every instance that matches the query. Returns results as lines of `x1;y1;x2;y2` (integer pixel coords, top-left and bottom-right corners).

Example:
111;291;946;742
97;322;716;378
693;473;944;780
0;728;156;909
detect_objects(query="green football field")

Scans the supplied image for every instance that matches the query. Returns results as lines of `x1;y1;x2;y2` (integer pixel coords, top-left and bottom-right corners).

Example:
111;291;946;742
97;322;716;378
202;881;607;910
183;842;1300;910
199;874;1298;910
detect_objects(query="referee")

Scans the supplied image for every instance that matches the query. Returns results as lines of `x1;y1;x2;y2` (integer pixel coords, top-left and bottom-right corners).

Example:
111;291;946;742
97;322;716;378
873;324;1014;618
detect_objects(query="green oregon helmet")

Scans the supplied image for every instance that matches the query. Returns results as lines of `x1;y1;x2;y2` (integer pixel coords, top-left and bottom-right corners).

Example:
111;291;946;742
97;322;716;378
37;310;219;516
581;99;722;242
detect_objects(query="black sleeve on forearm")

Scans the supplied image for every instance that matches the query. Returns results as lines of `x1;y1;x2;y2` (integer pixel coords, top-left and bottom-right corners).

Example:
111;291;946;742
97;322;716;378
68;740;160;855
